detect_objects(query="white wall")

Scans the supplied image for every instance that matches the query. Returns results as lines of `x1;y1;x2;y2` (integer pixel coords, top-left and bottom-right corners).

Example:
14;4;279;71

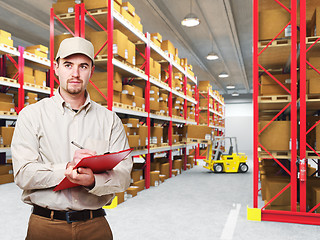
225;102;253;155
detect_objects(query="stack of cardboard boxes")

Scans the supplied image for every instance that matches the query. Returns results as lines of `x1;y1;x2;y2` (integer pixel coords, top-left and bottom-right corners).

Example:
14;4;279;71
0;164;14;185
122;118;148;149
0;29;13;47
306;57;320;95
159;91;168;115
87;71;122;104
151;32;162;48
25;45;48;59
0;93;15;113
259;74;291;96
0;126;14;146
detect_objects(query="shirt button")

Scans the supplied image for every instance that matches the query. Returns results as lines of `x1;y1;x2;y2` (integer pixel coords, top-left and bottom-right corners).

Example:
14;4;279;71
75;199;78;203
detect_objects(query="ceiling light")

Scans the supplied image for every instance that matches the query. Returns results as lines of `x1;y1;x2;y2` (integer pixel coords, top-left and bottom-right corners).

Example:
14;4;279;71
232;92;239;97
219;72;229;78
181;0;200;27
226;85;235;89
206;52;219;60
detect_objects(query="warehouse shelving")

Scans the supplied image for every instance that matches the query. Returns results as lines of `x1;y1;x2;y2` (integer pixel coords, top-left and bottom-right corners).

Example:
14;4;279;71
251;0;320;225
50;1;199;189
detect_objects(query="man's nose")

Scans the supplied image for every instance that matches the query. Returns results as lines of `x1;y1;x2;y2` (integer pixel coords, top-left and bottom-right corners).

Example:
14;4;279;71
71;66;80;78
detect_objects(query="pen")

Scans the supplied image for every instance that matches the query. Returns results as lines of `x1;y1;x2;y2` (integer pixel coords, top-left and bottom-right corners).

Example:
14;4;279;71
71;141;84;149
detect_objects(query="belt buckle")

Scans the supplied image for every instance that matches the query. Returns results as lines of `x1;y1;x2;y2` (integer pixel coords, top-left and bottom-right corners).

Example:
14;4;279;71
66;211;80;223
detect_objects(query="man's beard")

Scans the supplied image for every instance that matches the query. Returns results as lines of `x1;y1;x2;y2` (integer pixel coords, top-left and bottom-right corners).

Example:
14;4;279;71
66;80;83;94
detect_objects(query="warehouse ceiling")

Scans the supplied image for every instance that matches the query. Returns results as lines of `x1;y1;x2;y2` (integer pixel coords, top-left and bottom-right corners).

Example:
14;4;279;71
0;0;252;97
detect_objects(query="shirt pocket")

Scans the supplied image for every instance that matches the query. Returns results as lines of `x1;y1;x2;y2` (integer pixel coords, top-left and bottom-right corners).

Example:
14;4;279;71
84;138;109;155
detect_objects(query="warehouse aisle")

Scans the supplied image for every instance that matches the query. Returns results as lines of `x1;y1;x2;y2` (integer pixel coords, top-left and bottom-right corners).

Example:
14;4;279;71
0;159;319;240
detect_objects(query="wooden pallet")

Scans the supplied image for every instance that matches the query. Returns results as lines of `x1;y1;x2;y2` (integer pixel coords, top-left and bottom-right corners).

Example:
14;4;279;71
149;144;157;148
160;143;169;147
24;82;50;91
306;36;320;44
306;94;320;100
258;38;291;48
132;146;146;150
0;77;17;84
56;12;76;19
0;145;10;148
258;95;291;102
306;151;320;159
0;43;16;53
183;138;211;144
88;8;108;15
0;111;17;116
258;150;291;159
24;51;49;63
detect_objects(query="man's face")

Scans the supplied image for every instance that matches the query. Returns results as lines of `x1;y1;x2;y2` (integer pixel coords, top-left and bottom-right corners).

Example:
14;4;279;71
54;54;94;96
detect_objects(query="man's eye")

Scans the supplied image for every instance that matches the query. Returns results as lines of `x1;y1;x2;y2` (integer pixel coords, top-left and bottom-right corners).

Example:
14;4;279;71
64;64;72;68
80;65;88;70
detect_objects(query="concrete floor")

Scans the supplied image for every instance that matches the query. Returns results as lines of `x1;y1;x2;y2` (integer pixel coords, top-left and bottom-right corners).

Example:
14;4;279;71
0;159;319;240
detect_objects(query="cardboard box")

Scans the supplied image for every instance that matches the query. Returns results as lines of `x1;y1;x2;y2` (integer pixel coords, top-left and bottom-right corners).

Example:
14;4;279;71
0;93;13;103
0;174;14;184
115;192;125;204
172;134;179;144
127;40;136;65
120;7;133;23
133;96;145;109
265;177;291;205
122;1;135;16
132;14;143;32
128;135;139;148
53;1;76;15
260;74;290;85
126;186;138;197
160;163;170;179
151;126;163;146
173;159;182;172
260;83;291;96
150;171;160;186
131;169;143;183
34;70;47;86
310;7;320;36
0;37;13;47
149;98;160;111
151;37;161;48
87;31;108;55
133;85;143;97
132;179;145;192
259;9;290;40
0;29;11;39
180;58;188;68
138;125;147;146
113;90;120;103
182;125;212;140
120;93;134;105
151;162;160;171
259;121;290;151
161;40;175;57
309;57;320;69
309;78;320;94
197;81;211;92
121;118;139;127
151;33;162;43
0;102;15;112
84;0;120;10
25;49;47;58
122;85;135;95
0;164;13;175
1;127;14;145
25;45;48;54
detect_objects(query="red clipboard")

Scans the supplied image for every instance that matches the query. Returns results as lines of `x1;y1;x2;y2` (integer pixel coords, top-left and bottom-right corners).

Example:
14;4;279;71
53;148;133;191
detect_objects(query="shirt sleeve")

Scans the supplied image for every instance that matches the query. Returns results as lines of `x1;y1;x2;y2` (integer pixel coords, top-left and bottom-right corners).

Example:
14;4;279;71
88;112;133;196
11;108;66;190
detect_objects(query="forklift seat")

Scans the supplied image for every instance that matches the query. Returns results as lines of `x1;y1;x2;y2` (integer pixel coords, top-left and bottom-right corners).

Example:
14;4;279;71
228;146;233;155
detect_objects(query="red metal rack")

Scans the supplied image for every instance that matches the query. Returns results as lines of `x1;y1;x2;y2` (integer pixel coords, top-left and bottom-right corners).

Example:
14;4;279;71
50;0;198;189
251;0;320;225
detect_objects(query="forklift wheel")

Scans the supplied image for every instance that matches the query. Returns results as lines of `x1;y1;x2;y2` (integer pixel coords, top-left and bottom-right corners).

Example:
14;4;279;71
213;164;223;173
239;163;249;173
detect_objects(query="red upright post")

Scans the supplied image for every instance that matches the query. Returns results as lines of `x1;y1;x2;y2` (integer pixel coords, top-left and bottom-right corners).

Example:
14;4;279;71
253;0;259;208
18;46;25;113
290;0;297;212
145;32;151;188
168;63;173;177
299;0;307;213
107;0;114;111
50;8;55;97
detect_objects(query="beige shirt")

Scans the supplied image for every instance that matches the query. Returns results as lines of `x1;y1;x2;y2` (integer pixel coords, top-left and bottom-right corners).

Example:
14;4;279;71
11;90;132;211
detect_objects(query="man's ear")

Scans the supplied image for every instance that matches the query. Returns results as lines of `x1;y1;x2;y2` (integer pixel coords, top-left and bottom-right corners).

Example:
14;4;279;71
53;61;59;77
90;65;95;78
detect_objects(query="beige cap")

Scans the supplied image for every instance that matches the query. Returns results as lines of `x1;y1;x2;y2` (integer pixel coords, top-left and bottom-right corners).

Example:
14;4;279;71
55;37;95;62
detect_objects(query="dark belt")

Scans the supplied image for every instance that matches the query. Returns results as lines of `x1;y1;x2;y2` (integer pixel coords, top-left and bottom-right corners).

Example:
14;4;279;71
32;205;106;223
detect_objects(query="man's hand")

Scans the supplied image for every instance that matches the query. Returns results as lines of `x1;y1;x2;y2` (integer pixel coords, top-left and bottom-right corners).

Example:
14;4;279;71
65;149;97;189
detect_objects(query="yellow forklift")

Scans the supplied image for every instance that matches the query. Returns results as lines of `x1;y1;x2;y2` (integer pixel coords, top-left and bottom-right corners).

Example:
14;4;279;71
204;136;248;173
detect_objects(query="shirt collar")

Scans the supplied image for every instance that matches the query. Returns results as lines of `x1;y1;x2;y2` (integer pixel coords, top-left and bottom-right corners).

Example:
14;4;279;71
52;88;92;114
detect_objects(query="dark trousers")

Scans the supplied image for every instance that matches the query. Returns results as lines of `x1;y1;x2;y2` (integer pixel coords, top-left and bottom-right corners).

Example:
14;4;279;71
26;213;113;240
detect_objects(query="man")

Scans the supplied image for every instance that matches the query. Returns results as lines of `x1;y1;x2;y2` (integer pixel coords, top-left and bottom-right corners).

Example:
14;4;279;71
11;37;132;240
